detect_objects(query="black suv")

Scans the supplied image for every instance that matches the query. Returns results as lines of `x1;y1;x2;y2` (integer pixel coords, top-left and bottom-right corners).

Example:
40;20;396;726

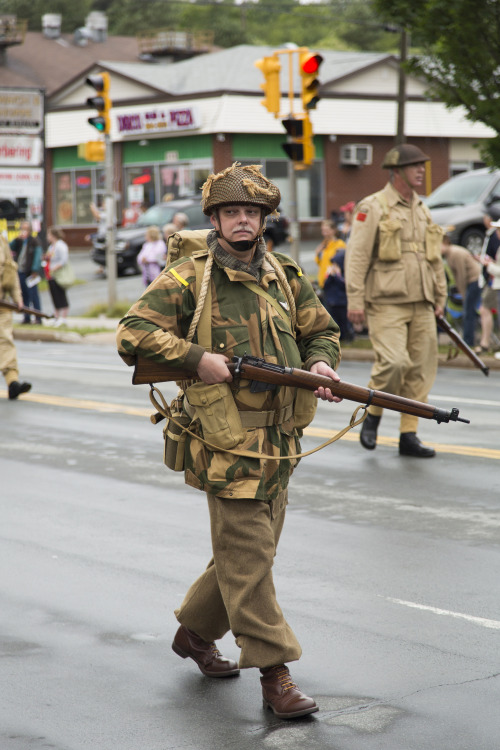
91;197;212;275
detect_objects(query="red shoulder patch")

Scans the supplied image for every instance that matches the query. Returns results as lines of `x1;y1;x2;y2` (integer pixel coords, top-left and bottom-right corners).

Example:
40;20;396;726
356;212;367;222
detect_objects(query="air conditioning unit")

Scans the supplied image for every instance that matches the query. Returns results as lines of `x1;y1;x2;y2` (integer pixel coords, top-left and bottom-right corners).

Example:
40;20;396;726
340;144;373;167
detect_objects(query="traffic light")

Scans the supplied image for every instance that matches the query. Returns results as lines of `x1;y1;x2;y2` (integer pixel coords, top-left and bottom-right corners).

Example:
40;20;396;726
281;115;315;168
254;55;281;116
86;72;111;134
77;141;106;162
299;50;323;111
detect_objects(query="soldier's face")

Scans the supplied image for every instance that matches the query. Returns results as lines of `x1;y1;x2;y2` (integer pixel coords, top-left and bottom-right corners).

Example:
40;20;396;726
211;205;262;241
403;162;426;190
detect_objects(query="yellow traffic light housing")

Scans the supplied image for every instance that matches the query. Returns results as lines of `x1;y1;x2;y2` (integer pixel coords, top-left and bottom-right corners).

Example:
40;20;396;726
282;115;315;169
299;51;323;111
254;55;281;116
86;72;111;134
78;141;106;162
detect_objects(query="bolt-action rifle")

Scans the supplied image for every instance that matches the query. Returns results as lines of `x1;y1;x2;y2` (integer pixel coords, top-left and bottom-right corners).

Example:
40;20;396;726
436;314;489;376
0;298;53;319
132;353;470;425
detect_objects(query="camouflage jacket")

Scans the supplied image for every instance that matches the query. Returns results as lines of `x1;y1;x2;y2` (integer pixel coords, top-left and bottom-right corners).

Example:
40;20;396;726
117;245;340;502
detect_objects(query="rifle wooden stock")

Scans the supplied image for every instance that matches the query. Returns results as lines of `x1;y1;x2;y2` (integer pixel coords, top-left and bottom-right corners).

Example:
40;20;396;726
0;298;53;320
436;314;489;376
132;355;469;424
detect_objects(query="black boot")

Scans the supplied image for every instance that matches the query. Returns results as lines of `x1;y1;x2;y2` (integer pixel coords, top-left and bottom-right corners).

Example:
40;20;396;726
8;381;32;400
360;413;381;450
399;432;435;458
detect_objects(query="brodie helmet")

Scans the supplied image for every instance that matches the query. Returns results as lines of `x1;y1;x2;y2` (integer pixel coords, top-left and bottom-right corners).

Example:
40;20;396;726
382;144;430;169
201;162;281;217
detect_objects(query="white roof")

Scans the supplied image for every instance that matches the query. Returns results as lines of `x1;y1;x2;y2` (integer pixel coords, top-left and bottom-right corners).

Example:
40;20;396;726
46;93;495;148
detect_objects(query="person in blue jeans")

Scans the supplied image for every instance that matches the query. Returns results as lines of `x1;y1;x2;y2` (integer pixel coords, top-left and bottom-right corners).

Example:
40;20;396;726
440;233;481;347
10;220;43;324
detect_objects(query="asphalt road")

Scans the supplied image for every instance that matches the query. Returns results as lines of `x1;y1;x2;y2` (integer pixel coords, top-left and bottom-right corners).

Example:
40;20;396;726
1;343;499;750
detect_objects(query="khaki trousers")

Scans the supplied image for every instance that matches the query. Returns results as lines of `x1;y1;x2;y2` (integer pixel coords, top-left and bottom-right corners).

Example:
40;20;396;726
365;301;438;433
0;309;19;387
175;491;302;669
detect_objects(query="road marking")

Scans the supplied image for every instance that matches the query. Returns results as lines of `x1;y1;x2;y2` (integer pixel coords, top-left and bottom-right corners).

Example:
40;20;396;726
305;426;500;460
2;390;499;460
385;597;500;630
0;389;151;418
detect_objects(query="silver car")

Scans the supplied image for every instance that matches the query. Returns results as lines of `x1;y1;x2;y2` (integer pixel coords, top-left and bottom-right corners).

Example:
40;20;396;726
425;168;500;252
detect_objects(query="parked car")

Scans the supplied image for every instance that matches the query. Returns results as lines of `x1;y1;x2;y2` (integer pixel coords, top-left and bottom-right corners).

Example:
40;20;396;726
91;197;212;274
425;168;500;253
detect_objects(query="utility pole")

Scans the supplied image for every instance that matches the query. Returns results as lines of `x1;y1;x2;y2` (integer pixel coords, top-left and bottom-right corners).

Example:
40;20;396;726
396;28;408;145
104;133;116;307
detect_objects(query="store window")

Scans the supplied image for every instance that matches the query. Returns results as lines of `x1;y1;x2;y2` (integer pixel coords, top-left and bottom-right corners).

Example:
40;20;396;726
123;161;211;210
53;168;105;226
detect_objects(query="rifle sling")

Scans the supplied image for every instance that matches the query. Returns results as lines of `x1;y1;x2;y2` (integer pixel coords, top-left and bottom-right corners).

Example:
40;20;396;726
150;385;366;461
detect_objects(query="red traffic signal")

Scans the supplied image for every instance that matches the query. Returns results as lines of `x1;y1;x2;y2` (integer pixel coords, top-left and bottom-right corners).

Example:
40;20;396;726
299;51;323;111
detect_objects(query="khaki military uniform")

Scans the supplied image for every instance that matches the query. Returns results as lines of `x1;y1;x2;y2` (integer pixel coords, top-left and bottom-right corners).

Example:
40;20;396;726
346;182;447;433
0;237;23;388
117;233;340;668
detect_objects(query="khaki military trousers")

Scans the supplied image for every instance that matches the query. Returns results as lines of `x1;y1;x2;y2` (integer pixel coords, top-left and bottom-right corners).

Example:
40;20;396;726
0;309;19;387
365;301;438;433
175;491;302;669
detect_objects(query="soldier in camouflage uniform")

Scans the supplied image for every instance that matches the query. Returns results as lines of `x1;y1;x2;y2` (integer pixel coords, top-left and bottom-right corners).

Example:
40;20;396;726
116;163;341;719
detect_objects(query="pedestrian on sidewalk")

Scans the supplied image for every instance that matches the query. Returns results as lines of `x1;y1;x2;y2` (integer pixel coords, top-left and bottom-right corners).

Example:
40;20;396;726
45;227;71;327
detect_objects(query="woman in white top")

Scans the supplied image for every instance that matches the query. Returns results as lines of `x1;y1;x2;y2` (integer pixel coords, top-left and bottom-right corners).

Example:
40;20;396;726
46;226;70;326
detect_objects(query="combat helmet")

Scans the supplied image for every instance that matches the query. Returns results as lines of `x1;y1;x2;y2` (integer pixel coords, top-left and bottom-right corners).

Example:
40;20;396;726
201;162;281;217
382;144;430;169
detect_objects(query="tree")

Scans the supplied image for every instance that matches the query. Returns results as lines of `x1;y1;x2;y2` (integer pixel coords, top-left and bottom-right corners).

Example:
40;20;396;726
373;0;500;165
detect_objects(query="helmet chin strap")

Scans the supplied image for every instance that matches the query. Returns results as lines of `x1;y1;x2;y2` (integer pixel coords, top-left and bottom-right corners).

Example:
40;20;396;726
215;208;265;253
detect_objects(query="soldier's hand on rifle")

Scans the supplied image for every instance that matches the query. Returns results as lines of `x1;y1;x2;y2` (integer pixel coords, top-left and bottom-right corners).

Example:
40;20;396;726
434;303;445;317
310;361;343;403
197;352;232;384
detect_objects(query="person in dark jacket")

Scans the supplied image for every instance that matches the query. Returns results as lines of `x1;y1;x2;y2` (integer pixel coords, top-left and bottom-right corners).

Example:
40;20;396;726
10;220;43;324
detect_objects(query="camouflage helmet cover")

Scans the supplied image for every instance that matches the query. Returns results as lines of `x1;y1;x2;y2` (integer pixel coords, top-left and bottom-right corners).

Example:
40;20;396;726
382;144;430;169
201;162;281;217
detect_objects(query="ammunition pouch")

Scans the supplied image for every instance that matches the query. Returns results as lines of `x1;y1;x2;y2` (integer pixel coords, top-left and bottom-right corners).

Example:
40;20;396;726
378;218;402;261
425;223;445;262
185;381;244;450
163;394;190;472
293;388;318;430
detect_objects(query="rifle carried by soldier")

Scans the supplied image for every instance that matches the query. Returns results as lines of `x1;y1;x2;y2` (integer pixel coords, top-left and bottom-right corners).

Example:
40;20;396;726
132;353;470;426
436;314;489;376
0;298;53;320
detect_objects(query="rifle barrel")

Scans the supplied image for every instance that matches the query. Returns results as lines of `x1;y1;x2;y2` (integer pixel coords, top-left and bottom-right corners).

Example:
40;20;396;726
436;314;489;376
132;356;469;424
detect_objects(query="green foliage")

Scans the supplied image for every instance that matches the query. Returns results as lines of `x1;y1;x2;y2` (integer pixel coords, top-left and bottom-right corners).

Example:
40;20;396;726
84;300;132;317
8;0;397;51
373;0;500;166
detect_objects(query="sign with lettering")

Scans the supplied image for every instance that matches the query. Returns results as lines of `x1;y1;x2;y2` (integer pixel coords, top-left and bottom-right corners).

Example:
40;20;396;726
0;168;44;200
0;136;43;166
117;106;201;136
0;88;44;134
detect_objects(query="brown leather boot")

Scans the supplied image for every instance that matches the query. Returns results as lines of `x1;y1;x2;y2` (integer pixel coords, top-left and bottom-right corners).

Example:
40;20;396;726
260;665;318;719
172;625;240;677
